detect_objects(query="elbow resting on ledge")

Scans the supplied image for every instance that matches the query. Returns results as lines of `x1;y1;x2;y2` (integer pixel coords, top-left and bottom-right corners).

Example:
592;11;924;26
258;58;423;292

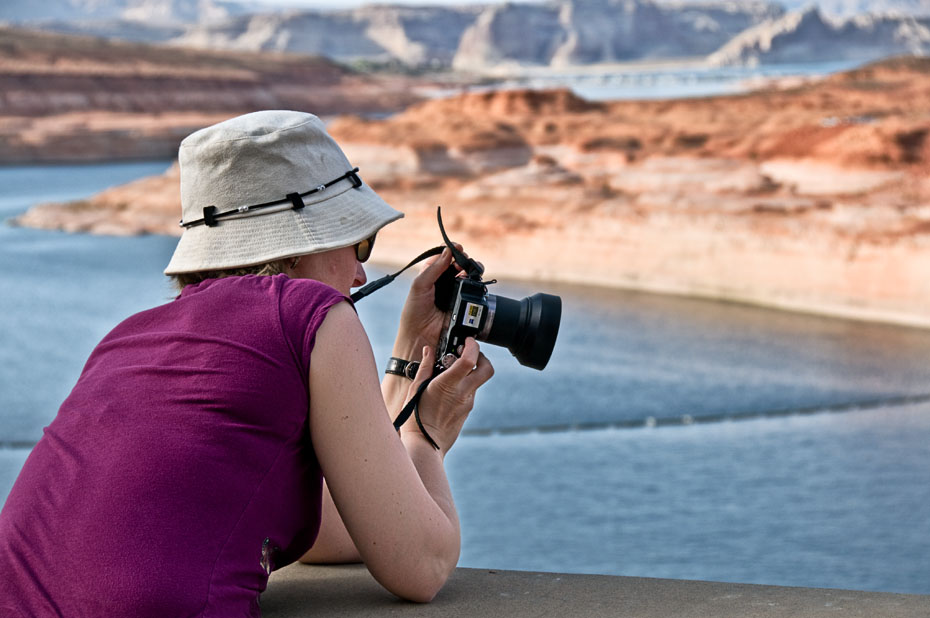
367;536;460;603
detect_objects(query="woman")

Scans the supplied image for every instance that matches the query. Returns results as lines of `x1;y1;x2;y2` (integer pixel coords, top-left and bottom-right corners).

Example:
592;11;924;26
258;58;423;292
0;110;494;616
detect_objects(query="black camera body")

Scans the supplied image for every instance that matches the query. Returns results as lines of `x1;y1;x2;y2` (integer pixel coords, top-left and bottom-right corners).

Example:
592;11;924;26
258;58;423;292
433;268;492;371
433;265;561;373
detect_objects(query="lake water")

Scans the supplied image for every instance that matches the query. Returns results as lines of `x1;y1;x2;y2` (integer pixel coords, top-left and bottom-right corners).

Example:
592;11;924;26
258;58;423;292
462;61;863;101
1;162;929;594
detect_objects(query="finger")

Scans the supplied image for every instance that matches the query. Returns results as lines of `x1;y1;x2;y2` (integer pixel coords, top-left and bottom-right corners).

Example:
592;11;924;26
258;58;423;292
412;247;453;292
436;338;480;382
463;352;494;390
410;345;435;391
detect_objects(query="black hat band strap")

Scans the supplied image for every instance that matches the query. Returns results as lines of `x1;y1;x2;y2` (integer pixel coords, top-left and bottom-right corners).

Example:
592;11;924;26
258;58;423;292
180;167;361;229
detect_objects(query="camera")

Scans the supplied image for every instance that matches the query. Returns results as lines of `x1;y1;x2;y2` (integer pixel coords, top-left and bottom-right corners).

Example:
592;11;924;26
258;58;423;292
432;263;562;372
349;206;562;374
350;207;562;447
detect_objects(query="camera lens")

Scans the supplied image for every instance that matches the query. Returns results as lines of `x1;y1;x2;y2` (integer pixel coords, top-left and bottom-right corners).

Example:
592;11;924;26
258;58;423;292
481;292;562;370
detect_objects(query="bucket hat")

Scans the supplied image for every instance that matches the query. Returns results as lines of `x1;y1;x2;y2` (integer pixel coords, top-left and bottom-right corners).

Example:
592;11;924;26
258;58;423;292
164;110;403;275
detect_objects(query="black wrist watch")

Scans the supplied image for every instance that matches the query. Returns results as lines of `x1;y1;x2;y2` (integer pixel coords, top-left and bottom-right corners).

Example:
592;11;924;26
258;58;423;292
385;357;420;380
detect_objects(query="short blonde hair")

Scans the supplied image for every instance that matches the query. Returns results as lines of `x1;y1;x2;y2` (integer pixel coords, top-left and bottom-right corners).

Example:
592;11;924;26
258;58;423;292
169;258;293;293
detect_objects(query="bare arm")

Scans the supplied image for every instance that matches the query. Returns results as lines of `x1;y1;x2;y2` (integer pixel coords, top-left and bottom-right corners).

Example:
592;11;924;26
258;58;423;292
302;245;482;569
299;481;360;564
303;364;434;565
303;246;459;565
305;301;491;602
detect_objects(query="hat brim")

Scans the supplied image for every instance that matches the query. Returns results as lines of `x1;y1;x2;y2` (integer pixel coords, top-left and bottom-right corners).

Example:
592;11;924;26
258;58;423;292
164;182;402;275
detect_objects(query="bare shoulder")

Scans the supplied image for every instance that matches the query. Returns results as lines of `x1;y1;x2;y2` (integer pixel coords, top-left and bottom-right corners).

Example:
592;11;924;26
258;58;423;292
314;300;367;349
310;300;378;401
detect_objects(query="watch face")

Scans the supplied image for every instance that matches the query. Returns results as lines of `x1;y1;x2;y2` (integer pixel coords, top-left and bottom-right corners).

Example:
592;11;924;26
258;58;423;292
404;361;420;380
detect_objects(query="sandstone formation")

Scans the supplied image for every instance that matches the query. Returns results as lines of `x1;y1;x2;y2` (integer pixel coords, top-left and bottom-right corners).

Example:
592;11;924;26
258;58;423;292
15;57;930;327
176;0;779;70
357;5;482;67
0;27;427;163
7;0;930;72
707;7;930;66
172;0;926;71
453;0;781;71
14;162;183;236
173;5;481;66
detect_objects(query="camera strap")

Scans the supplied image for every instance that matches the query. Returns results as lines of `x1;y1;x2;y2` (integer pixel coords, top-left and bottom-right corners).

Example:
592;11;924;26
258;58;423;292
392;376;441;450
350;206;475;304
349;246;445;303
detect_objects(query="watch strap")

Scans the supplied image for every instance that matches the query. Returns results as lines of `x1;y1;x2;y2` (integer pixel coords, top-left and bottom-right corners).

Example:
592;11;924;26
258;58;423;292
385;357;420;380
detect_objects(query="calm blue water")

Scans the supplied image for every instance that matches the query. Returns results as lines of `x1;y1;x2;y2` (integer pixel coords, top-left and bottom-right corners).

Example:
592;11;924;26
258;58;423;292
481;61;862;101
1;162;929;594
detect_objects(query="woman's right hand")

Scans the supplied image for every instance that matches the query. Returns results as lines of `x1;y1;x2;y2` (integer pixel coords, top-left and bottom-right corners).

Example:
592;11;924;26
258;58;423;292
400;338;494;455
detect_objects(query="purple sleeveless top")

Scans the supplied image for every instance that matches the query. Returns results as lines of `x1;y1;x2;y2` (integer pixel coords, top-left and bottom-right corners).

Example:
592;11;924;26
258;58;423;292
0;274;348;617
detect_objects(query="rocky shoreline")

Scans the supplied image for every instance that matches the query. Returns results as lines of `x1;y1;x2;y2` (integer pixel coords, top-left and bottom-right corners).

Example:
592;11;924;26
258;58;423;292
10;57;930;328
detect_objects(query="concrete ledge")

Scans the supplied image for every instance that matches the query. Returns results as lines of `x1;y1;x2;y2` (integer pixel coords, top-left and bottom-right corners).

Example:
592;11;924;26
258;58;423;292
264;564;930;617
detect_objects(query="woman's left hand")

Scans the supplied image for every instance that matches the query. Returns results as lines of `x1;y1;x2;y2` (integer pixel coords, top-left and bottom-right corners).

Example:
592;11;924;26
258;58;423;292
391;246;457;361
383;244;482;417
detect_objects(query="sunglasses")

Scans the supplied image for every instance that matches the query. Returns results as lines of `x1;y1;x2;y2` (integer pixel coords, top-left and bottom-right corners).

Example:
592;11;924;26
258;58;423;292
355;234;376;263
